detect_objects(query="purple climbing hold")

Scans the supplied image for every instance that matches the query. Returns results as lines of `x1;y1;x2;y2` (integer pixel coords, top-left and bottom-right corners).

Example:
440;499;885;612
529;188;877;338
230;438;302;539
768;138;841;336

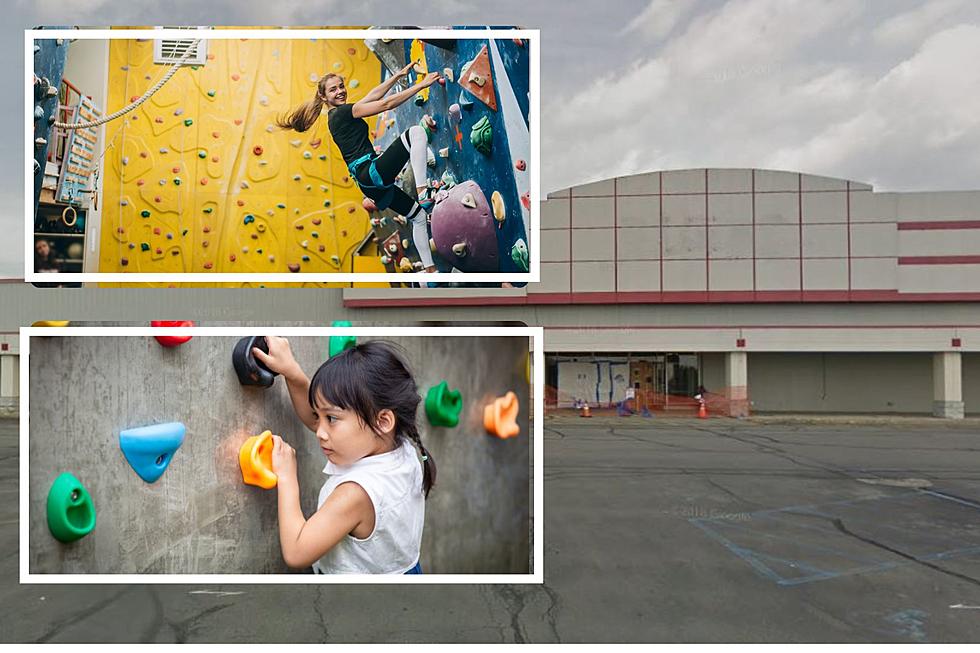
429;180;499;272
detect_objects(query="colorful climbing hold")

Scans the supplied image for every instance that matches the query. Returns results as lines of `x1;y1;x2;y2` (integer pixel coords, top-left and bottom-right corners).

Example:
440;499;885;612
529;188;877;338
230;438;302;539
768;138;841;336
252;145;263;156
184;119;193;126
491;191;506;223
287;263;300;272
46;472;96;543
233;336;278;387
425;381;463;427
484;392;520;439
239;431;277;489
511;238;529;272
140;242;150;252
243;215;255;225
470;115;493;155
329;321;356;357
140;210;151;218
515;159;527;171
119;422;186;483
150;320;194;347
198;150;207;158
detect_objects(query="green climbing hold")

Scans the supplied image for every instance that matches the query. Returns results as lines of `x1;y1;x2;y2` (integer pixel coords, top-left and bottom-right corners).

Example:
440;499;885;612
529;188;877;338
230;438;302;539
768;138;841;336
140;210;151;218
329;320;356;357
46;472;96;543
198;150;207;158
425;380;463;427
511;238;529;272
302;255;310;262
203;207;213;214
182;229;189;236
173;178;181;185
207;89;216;97
277;203;286;209
470;115;492;155
184;118;193;126
140;242;150;252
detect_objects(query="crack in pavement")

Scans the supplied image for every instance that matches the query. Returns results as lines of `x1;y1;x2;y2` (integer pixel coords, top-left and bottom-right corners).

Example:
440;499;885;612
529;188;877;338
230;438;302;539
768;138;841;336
831;518;980;589
312;586;330;642
167;602;235;643
33;587;134;643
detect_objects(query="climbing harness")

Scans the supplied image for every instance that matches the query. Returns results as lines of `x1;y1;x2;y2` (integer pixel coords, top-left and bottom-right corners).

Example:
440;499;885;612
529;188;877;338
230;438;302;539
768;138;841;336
347;153;395;211
53;39;202;130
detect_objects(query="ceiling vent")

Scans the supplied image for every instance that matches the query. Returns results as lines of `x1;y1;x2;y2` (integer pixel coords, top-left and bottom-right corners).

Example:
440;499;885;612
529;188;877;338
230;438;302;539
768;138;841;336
153;27;209;66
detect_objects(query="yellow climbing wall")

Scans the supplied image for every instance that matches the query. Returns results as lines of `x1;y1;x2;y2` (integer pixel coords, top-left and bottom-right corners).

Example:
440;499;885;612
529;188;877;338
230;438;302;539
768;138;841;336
99;37;382;285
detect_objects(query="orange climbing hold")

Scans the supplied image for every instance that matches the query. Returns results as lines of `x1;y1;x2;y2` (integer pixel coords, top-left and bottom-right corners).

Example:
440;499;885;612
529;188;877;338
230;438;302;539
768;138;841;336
460;45;498;111
239;431;277;489
484;391;520;439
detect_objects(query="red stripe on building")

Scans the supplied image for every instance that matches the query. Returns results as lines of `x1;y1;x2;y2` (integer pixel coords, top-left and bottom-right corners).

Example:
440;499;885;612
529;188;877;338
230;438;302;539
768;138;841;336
898;221;980;230
898;256;980;265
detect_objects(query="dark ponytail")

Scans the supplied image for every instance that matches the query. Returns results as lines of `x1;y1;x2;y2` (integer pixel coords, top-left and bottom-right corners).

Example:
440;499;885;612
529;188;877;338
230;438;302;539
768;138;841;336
308;340;437;498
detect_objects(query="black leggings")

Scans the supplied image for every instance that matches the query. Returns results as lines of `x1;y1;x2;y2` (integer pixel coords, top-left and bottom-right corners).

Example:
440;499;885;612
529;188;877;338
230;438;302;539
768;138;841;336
354;131;420;218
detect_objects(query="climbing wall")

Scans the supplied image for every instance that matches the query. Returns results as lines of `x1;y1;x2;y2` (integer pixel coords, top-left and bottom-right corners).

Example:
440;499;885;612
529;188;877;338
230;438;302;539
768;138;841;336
370;38;532;273
28;333;531;574
98;37;382;282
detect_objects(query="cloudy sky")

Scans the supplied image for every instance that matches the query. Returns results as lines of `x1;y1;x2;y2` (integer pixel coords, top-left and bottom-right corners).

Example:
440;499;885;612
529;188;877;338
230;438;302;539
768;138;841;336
4;0;980;276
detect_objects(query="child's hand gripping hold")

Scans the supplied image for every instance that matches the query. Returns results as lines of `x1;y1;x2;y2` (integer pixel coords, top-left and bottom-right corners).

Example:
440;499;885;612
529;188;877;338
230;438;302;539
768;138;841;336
270;434;297;483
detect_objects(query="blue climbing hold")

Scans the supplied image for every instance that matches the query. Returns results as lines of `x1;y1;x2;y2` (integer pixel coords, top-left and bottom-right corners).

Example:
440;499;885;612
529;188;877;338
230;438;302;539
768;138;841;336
458;89;474;109
119;422;186;483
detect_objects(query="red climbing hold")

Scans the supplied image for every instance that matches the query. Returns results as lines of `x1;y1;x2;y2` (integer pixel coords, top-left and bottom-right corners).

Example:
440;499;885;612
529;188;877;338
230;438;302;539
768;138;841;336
137;179;145;186
515;159;526;171
347;47;356;55
203;262;213;269
232;74;240;81
234;119;243;125
460;45;498;111
237;200;245;207
252;145;263;156
150;320;194;347
154;196;162;203
200;178;208;185
287;263;300;273
521;192;531;210
348;206;356;214
153;227;161;235
172;166;180;174
229;254;236;262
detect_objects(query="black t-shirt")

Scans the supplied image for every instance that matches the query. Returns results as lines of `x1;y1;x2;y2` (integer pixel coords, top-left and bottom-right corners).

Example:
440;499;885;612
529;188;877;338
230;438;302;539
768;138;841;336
327;103;374;166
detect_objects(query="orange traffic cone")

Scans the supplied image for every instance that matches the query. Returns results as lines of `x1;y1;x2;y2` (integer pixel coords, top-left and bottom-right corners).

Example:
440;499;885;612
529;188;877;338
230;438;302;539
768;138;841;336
697;398;707;419
580;402;592;418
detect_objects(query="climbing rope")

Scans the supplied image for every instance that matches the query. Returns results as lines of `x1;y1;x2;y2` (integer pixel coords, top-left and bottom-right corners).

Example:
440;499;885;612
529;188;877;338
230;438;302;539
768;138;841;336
53;39;202;130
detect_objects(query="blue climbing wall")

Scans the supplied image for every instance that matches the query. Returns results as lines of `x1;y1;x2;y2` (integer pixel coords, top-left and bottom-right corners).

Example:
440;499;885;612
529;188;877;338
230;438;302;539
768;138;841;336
31;32;70;218
376;37;531;274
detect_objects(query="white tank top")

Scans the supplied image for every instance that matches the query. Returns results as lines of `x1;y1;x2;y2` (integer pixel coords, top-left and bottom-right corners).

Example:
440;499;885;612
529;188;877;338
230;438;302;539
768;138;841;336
311;439;425;574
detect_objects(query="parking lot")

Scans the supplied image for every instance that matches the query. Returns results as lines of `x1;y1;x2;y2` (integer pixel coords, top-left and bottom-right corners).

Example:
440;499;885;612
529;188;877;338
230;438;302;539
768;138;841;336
3;416;980;642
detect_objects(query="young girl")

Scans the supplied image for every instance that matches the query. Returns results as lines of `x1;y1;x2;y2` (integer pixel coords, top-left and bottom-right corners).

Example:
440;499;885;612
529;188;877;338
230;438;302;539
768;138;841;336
254;337;436;574
276;63;442;274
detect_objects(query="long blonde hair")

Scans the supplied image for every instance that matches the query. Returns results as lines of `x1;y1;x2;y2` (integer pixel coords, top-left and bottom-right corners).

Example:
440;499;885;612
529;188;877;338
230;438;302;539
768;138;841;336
276;73;341;132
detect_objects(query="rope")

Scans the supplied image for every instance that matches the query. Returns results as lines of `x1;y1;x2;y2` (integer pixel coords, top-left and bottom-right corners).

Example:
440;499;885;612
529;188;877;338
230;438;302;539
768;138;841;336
53;39;203;130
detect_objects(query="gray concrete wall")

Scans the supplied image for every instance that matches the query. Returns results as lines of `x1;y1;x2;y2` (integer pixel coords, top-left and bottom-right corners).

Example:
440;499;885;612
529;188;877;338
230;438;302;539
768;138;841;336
28;334;530;574
961;353;980;416
748;352;933;414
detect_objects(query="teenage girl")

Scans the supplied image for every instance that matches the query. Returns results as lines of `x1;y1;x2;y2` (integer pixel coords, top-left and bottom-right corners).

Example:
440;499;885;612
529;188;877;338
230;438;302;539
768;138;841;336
277;63;441;273
254;337;436;574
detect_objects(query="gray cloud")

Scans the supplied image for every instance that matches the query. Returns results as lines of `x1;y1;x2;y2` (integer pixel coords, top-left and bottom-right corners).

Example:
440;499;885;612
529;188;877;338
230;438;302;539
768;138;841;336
5;0;979;277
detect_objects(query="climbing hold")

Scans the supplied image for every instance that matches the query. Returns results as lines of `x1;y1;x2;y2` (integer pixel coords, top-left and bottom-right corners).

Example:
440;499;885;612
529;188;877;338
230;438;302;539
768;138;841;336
287;263;300;272
140;242;150;252
174;109;184;116
430;180;499;272
303;151;312;159
290;139;302;148
349;79;360;89
229;254;236;262
302;255;310;262
159;147;169;154
202;241;209;248
392;215;407;226
257;223;266;233
243;215;255;225
166;233;173;240
470;115;493;155
443;67;455;83
332;62;342;71
427;147;436;167
515;159;526;171
425;381;463;427
184;119;193;126
203;262;213;269
120;199;129;206
293;174;301;181
203;207;214;214
469;72;486;87
420;114;437;140
198;150;207;158
242;246;249;253
140;210;151;218
484;392;520;439
398;257;413;272
329;321;356;357
173;178;181;186
119;422;186;483
121;257;128;266
252;145;263;156
259;96;269;106
153;227;161;235
150;320;194;347
511;238;529;272
320;245;327;253
491;191;506;223
137;179;145;186
295;224;304;231
46;472;96;543
207;89;216;97
239;431;277;489
521;191;531;210
203;226;211;233
301;240;309;248
311;231;319;238
439;147;449;158
172;166;181;174
460;45;498;110
414;92;426;106
121;156;129;166
440;170;457;188
211;155;219;163
232;74;240;81
388;243;398;254
277;203;286;209
200;178;208;185
233;336;278;387
458;89;474;109
402;238;410;249
380;255;391;265
452;243;467;257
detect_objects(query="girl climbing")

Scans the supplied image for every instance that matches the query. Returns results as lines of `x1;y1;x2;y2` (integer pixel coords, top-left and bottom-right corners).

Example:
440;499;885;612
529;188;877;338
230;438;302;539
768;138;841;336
277;63;442;273
253;336;436;574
